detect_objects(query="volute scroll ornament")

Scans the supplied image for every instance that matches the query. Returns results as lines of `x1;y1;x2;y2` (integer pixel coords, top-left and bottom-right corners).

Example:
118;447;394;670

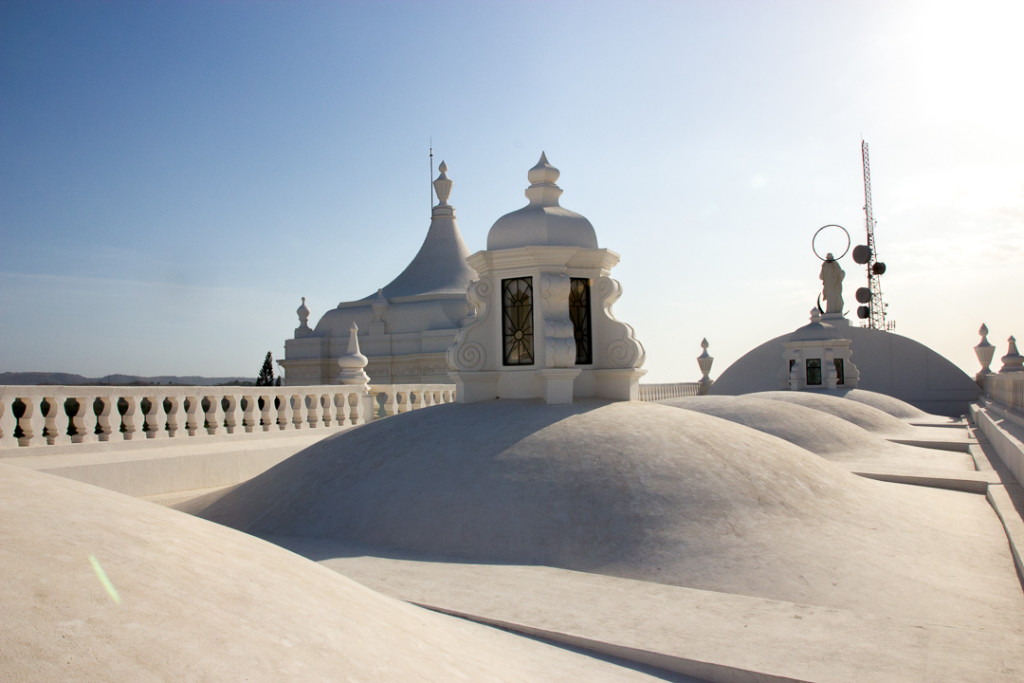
447;278;494;372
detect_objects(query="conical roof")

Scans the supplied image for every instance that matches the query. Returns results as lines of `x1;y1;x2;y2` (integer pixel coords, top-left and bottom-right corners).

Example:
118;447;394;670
372;161;476;299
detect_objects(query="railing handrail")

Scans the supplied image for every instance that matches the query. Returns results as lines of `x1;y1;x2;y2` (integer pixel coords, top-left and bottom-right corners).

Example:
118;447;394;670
637;382;701;401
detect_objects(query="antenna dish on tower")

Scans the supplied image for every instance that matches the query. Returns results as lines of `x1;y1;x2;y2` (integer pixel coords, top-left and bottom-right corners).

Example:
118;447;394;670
855;141;892;330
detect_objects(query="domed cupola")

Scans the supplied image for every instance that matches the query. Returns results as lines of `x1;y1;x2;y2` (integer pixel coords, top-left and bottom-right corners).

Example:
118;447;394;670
486;152;598;250
449;153;645;404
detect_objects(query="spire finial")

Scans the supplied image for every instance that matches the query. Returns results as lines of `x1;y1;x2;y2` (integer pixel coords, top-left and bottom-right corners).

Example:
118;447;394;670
337;322;370;387
525;151;562;206
433;160;453;206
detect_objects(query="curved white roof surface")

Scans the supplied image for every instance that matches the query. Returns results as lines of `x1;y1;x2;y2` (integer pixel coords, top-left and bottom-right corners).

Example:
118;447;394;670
190;400;1017;622
0;463;661;682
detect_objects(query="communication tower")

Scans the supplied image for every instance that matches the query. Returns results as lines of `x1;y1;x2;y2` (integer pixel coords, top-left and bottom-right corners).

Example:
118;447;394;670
852;141;891;330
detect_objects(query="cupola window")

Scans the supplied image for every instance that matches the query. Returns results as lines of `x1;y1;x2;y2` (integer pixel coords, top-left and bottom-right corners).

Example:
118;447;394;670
502;277;534;365
806;358;822;386
569;278;592;364
834;358;845;385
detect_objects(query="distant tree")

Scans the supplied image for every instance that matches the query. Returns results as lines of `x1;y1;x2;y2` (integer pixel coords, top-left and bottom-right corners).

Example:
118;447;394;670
275;376;282;387
256;352;275;386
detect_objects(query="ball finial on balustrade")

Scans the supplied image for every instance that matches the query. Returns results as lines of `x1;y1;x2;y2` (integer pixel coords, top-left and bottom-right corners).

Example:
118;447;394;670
697;338;714;395
295;297;312;339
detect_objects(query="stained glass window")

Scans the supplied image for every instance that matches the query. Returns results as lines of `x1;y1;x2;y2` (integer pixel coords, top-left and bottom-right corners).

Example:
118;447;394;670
502;277;534;365
569;278;592;364
806;358;822;386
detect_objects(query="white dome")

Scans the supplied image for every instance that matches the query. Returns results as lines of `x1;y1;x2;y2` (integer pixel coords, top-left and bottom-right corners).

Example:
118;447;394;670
486;152;598;250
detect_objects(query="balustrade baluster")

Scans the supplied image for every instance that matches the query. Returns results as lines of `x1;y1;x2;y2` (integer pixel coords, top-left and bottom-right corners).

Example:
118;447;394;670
276;392;293;430
165;395;184;438
42;396;70;445
18;398;45;446
259;395;274;432
184;396;200;436
291;395;306;429
93;395;114;441
67;395;96;444
121;396;142;441
144;394;168;439
204;395;224;435
241;395;256;433
0;394;17;447
223;395;239;434
303;394;318;429
317;394;333;428
349;390;366;425
329;393;344;426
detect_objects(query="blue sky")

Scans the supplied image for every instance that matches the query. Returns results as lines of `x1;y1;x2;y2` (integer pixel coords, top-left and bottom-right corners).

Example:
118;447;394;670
1;0;1021;382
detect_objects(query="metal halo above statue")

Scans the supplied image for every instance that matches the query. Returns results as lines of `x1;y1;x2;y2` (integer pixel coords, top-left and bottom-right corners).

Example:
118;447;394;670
811;224;851;261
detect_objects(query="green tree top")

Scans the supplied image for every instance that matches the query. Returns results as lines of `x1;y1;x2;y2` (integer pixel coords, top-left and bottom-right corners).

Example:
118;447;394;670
256;351;275;386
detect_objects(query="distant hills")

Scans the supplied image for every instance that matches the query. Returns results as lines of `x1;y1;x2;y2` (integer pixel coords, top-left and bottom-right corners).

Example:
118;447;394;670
0;372;253;386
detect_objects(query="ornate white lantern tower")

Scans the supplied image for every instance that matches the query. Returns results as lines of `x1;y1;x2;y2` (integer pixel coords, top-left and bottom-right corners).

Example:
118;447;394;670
448;153;645;404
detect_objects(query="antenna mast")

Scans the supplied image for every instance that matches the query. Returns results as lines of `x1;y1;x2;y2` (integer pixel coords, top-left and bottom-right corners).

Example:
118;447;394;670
429;140;435;211
861;140;889;330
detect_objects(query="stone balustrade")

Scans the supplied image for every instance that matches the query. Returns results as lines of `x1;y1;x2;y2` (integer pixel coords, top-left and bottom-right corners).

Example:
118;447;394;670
637;383;700;401
985;373;1024;413
0;380;709;450
0;384;456;450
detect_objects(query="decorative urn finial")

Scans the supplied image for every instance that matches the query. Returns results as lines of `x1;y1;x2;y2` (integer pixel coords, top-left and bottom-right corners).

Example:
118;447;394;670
974;323;995;378
433;160;453;208
697;338;714;395
1000;335;1024;373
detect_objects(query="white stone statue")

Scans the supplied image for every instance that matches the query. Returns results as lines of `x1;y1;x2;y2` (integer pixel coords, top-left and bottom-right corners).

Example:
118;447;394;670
819;253;844;314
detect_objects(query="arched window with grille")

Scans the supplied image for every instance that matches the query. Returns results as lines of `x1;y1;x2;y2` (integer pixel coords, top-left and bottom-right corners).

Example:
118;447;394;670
502;277;534;365
569;278;592;364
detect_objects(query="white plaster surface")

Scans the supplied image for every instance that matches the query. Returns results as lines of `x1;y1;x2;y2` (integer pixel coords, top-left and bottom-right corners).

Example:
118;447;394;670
748;390;928;434
661;395;974;472
0;463;673;682
276;550;1024;683
187;400;1024;625
841;388;931;419
2;430;330;497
